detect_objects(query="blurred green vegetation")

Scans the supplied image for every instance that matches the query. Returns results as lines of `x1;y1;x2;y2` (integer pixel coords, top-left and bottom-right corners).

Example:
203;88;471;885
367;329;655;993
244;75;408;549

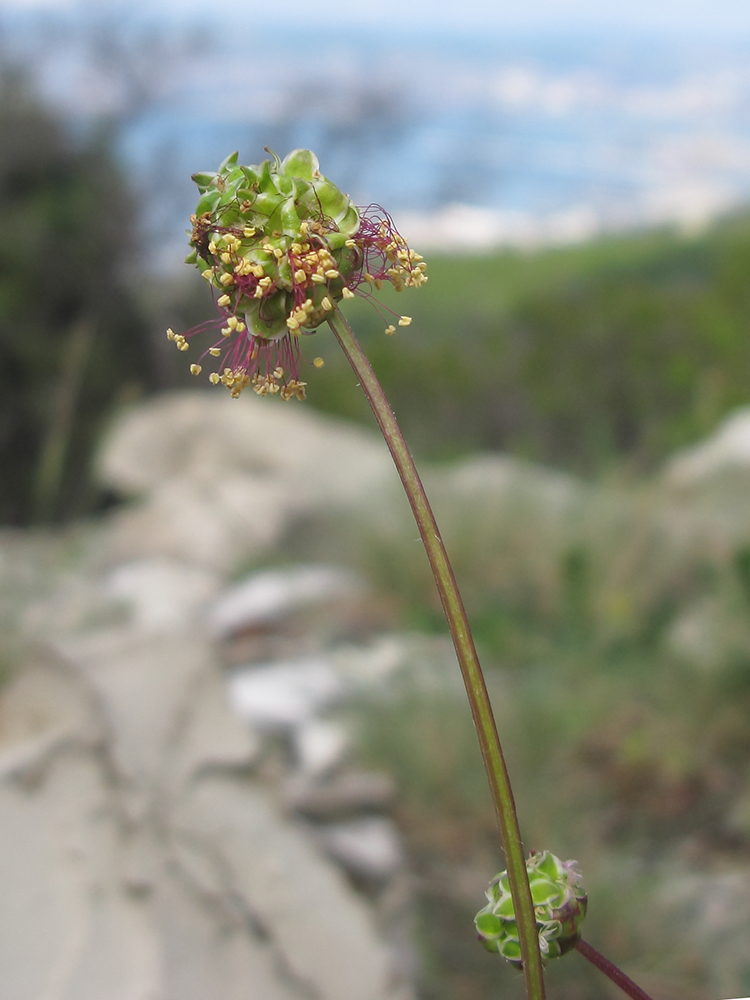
0;69;154;525
290;455;750;1000
305;217;750;476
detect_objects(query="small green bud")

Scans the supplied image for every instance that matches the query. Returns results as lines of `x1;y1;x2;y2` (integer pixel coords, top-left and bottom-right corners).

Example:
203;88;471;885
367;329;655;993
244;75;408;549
475;851;587;967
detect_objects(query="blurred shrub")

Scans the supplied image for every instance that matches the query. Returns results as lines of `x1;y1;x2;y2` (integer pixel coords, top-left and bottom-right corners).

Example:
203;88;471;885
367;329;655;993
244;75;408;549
0;69;153;525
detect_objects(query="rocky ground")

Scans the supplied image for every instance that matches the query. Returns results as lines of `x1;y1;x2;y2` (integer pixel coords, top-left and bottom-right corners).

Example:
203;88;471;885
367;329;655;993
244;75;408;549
3;391;750;1000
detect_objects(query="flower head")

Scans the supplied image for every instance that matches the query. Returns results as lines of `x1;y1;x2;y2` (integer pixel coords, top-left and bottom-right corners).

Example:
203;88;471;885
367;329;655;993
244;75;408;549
474;851;587;967
172;149;427;399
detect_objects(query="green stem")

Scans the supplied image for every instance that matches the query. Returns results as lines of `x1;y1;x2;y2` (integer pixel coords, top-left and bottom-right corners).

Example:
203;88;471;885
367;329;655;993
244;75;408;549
575;940;655;1000
327;309;546;1000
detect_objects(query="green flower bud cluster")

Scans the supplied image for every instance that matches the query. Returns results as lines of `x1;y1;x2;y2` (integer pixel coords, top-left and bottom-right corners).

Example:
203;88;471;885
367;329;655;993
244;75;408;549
474;851;587;967
186;148;361;341
172;148;426;399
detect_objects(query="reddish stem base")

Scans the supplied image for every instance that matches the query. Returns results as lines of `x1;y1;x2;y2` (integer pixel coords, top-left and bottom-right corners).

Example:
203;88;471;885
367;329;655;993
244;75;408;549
575;939;655;1000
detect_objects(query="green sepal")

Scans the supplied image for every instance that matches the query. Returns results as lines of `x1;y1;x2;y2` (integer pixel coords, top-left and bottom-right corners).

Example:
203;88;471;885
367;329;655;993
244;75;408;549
195;189;222;215
218;150;239;173
311;178;348;221
191;171;217;191
338;204;360;235
282;148;320;180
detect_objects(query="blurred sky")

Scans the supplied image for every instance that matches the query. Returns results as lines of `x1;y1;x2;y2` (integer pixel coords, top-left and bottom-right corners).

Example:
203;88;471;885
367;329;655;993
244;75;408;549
5;0;750;35
5;0;750;257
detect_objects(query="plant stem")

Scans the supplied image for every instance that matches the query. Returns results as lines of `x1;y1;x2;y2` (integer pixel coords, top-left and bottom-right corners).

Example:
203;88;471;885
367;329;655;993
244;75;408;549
576;939;656;1000
327;309;546;1000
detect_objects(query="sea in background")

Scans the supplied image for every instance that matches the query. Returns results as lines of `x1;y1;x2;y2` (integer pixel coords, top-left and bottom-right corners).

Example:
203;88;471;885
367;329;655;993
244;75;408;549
5;9;750;257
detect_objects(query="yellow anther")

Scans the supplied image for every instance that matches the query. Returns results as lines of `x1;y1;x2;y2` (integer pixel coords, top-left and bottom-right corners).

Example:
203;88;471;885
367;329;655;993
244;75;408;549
374;279;383;290
201;270;214;282
287;318;300;331
291;243;303;254
398;316;412;326
190;364;202;375
208;241;217;254
217;294;231;307
324;269;339;279
273;366;284;379
178;341;190;351
219;273;234;286
313;357;325;368
227;316;239;329
220;252;232;264
209;347;221;356
254;286;263;298
299;221;309;235
259;276;272;288
221;327;232;337
364;273;375;283
311;274;325;284
166;328;175;340
236;321;246;332
344;239;356;247
294;269;307;283
273;247;284;259
321;297;333;311
385;325;396;335
209;372;220;384
342;287;355;299
243;227;256;237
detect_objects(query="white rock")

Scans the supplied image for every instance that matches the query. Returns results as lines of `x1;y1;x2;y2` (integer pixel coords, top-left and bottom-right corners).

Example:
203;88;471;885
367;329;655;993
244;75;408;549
209;564;364;638
106;557;222;633
96;391;395;571
0;629;412;1000
293;717;351;776
664;407;750;489
178;775;411;1000
318;817;404;881
226;658;344;730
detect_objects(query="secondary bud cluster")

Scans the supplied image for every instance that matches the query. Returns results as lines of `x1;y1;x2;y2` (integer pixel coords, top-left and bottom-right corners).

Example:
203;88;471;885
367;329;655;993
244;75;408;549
171;148;427;399
474;851;587;967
